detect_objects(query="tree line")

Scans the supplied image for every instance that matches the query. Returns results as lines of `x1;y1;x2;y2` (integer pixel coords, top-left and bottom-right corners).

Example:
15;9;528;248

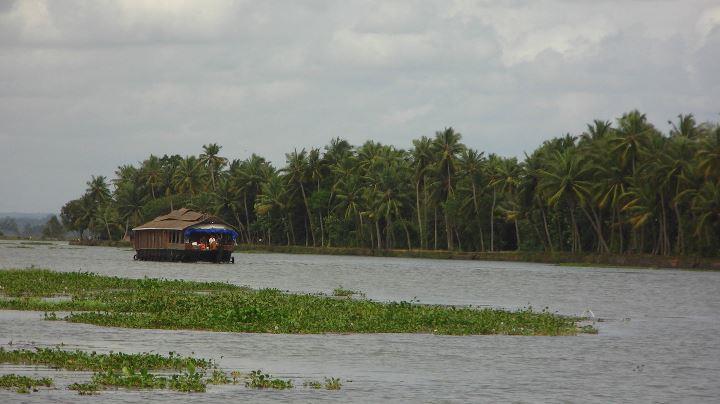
60;110;720;256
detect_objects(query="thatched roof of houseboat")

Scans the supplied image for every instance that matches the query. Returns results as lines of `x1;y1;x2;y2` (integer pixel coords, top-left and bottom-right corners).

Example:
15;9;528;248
132;208;223;231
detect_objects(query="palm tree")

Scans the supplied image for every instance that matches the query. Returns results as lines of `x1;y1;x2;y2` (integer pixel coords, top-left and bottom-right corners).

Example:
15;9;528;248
334;174;365;246
490;157;523;249
211;176;245;243
431;127;465;249
612;110;654;174
538;149;595;252
199;143;228;191
669;114;698;139
697;125;720;182
172;156;206;196
412;136;433;249
94;202;120;240
141;155;163;199
115;182;145;239
255;173;292;245
113;164;139;189
580;119;613;143
458;148;486;251
284;149;315;246
691;181;720;244
86;175;111;204
307;147;326;246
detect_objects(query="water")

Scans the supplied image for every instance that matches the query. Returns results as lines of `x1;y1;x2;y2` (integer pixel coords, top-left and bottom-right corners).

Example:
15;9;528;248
1;240;719;402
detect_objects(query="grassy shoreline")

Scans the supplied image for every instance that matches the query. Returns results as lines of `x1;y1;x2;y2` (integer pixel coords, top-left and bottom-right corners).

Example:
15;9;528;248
0;269;590;336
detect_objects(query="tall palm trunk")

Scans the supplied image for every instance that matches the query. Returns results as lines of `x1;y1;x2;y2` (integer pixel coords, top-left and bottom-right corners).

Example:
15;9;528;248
490;187;496;251
403;221;412;250
471;182;484;251
541;205;553;252
243;194;251;243
299;183;316;246
375;220;382;249
445;210;453;250
580;206;610;253
674;203;683;254
416;180;423;249
433;207;438;250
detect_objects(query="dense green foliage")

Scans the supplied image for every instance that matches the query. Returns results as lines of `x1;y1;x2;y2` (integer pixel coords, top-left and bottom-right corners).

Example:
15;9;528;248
0;347;214;372
0;269;585;335
0;374;53;393
61;111;720;256
0;347;343;395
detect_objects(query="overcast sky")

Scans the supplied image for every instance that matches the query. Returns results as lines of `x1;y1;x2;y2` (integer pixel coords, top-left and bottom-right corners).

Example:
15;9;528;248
1;0;719;213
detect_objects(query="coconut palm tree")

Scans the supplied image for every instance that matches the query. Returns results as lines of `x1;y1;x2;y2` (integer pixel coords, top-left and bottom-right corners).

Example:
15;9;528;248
458;148;486;251
141;155;163;199
490;157;524;249
199;143;228;191
115;182;146;239
284;149;315;246
172;156;206;196
412;136;434;249
537;149;595;252
431;127;465;249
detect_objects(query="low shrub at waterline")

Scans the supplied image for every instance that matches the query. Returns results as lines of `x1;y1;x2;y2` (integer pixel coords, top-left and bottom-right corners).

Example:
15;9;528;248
0;269;591;335
0;346;343;395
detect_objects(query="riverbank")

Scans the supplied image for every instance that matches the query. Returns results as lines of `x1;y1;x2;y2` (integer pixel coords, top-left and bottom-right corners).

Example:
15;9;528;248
68;239;132;247
236;244;720;270
0;269;590;336
62;240;720;270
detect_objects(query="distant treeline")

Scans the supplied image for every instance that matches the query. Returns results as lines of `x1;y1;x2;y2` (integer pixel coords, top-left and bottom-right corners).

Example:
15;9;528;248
61;110;720;256
0;215;63;239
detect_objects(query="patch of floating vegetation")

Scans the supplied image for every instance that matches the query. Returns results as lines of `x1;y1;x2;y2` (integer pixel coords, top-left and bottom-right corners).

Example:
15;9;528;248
332;286;365;298
0;373;53;394
304;377;342;390
0;269;591;335
245;370;293;389
0;347;214;372
0;347;341;395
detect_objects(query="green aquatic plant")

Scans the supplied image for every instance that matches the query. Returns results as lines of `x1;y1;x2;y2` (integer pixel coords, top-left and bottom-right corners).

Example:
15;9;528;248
230;370;242;384
303;380;322;389
324;377;342;390
303;377;342;390
332;286;365;298
0;269;591;335
207;369;230;385
68;382;100;395
0;374;53;393
245;370;293;389
43;311;59;320
0;347;214;372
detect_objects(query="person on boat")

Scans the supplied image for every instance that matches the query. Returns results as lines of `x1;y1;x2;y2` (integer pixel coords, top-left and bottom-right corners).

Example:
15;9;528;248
209;236;217;250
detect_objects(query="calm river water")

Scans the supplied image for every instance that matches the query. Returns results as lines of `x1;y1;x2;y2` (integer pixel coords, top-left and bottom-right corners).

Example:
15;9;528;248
1;241;719;402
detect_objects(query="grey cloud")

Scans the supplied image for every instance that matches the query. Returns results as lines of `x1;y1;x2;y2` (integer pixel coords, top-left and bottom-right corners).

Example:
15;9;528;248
0;0;719;212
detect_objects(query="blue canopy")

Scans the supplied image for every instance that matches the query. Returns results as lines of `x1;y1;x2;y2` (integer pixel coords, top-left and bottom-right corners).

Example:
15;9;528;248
184;227;238;241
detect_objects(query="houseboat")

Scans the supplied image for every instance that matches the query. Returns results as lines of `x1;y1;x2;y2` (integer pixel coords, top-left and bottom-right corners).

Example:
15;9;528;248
131;208;238;263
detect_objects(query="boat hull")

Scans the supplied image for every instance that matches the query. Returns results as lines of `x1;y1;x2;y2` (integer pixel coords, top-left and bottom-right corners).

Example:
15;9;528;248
134;248;234;263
